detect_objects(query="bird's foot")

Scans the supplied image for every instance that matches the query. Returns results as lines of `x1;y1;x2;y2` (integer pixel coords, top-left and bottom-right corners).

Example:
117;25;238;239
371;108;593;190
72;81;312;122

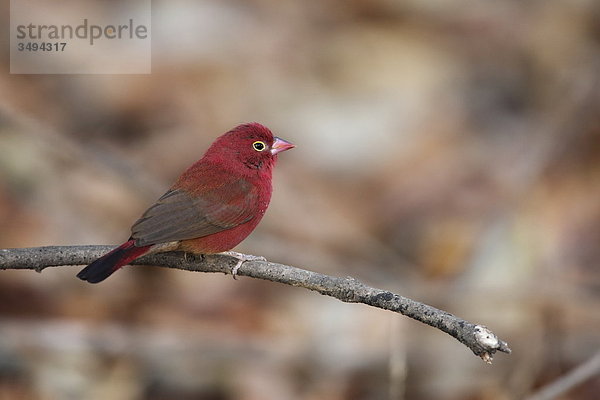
183;252;204;263
220;251;267;279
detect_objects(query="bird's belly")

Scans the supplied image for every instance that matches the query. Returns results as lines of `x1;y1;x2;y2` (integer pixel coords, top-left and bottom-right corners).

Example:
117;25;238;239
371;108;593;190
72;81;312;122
178;220;260;254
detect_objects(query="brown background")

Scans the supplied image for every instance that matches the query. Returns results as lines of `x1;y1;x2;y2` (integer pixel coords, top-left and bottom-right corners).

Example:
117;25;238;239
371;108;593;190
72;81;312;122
1;1;599;399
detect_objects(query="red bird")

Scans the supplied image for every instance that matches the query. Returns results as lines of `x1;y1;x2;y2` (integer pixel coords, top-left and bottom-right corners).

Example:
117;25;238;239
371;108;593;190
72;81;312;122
77;123;294;283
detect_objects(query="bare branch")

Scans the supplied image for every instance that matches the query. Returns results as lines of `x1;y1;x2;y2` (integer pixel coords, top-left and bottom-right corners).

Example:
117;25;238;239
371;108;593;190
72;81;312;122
0;245;511;362
525;350;600;400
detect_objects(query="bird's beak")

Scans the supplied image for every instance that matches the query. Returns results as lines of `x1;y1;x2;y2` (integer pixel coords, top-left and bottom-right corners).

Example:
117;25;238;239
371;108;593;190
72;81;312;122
271;137;295;155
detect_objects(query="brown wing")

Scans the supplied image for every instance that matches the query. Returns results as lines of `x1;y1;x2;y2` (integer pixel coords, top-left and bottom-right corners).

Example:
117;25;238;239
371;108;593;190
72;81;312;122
131;177;257;246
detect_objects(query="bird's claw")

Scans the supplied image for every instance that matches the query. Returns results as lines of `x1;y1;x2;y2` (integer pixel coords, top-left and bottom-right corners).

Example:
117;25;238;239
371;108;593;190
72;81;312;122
220;251;266;279
231;260;243;279
183;252;204;263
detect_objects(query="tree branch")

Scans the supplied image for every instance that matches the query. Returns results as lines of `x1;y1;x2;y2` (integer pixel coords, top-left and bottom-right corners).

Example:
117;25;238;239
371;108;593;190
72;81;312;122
524;350;600;400
0;245;511;363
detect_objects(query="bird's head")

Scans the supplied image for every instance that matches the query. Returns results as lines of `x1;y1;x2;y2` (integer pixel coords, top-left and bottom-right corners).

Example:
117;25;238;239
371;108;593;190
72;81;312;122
206;123;295;172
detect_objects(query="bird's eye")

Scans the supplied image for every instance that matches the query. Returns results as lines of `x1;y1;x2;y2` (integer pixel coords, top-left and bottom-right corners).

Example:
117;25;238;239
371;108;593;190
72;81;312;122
252;141;266;151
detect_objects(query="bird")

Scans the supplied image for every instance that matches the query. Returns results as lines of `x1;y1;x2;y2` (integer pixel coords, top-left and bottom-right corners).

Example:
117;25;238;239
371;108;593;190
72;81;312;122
77;123;294;283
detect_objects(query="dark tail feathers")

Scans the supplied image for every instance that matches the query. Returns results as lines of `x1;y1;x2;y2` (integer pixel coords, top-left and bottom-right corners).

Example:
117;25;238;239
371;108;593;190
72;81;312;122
77;240;150;283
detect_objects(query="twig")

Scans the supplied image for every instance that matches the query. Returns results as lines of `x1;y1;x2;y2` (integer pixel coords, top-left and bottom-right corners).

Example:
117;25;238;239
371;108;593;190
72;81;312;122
525;350;600;400
0;245;511;363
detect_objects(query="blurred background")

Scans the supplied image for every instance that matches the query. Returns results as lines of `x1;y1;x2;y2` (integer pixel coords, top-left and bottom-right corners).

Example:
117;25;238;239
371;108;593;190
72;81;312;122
1;0;600;399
